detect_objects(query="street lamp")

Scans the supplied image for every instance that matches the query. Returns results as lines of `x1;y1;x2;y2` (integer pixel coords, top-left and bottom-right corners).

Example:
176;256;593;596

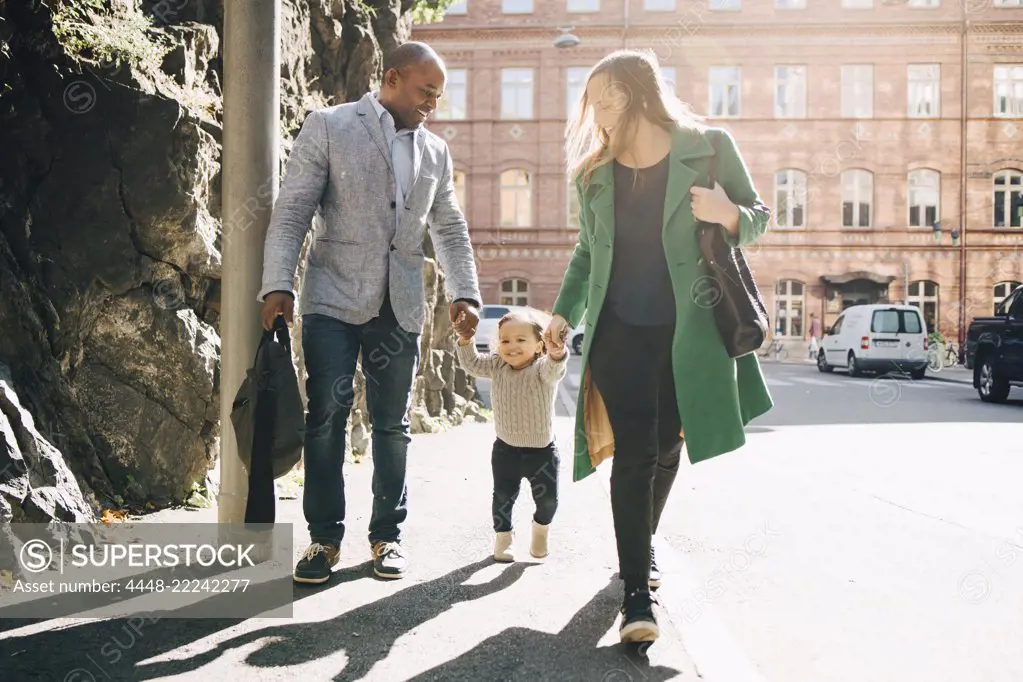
554;26;580;49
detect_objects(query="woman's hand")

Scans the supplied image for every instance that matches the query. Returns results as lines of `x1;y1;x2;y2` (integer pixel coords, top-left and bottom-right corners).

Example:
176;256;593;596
690;182;740;237
545;314;570;352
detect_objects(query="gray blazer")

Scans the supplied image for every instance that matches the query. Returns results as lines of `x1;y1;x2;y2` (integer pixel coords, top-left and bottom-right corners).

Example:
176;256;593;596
258;93;481;334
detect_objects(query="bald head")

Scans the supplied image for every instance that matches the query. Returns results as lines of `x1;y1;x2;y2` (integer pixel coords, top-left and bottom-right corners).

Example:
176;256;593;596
383;41;442;74
379;41;446;130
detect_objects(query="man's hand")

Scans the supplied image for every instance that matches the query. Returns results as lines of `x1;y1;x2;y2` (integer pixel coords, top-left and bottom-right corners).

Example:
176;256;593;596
450;300;479;339
261;292;294;330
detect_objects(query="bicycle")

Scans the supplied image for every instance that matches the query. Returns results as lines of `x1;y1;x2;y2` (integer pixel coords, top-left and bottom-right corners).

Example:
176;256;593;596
929;342;966;373
758;337;789;362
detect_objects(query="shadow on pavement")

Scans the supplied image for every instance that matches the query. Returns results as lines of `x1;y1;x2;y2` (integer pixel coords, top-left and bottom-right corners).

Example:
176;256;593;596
2;559;537;681
406;576;683;682
3;559;682;681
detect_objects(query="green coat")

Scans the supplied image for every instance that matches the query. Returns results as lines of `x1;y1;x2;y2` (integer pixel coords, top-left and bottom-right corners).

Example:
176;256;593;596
552;126;774;482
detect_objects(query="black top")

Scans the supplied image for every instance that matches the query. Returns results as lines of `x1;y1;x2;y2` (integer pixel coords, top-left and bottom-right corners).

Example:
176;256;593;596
605;155;676;326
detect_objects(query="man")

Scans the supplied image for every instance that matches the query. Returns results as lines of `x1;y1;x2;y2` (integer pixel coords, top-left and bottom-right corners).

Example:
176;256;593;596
258;42;481;584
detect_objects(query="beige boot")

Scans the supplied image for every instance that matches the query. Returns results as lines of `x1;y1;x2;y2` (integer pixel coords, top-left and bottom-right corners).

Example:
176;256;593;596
494;531;515;562
530;520;550;559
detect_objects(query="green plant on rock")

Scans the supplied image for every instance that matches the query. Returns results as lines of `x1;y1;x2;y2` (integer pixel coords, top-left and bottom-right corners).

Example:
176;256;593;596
51;0;168;74
410;0;457;25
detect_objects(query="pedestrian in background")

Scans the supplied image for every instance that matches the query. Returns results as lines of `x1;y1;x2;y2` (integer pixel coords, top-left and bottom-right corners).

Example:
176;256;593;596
454;308;569;563
808;312;822;359
545;49;773;645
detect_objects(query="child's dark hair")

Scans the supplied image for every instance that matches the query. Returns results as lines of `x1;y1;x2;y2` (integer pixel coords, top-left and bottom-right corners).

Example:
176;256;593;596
497;308;549;355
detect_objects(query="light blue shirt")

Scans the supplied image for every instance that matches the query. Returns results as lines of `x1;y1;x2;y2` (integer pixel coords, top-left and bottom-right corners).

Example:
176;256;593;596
370;92;417;234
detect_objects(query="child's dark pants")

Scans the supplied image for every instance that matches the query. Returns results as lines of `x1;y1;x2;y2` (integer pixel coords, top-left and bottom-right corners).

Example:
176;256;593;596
491;438;560;532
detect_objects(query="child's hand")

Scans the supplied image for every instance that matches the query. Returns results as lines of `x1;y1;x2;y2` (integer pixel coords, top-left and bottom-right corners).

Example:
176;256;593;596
547;333;567;360
454;311;474;343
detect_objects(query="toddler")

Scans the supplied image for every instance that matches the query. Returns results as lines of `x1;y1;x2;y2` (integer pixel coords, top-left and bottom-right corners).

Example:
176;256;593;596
454;308;569;562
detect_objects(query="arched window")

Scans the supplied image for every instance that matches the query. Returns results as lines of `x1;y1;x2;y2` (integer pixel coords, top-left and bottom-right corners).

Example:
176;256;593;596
908;169;940;227
499;278;529;306
994;280;1022;314
775;279;805;338
774;169;807;228
499;169;531;227
453;170;467;212
908;280;939;332
993;169;1023;228
842;169;873;228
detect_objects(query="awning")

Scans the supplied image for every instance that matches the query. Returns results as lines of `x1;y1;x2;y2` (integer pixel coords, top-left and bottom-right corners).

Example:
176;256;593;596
820;271;898;285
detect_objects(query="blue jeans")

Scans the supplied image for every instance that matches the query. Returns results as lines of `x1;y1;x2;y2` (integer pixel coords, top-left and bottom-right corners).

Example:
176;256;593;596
300;296;420;548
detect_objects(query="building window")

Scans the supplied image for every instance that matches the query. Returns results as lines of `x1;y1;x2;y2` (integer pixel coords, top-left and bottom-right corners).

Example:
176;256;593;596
908;64;940;117
434;68;467;120
907;280;939;332
994;65;1023;117
775;65;807;118
661;66;677;94
445;0;468;13
842;0;872;6
842;169;873;228
453;170;467;212
842;65;874;118
500;169;531;227
908;169;940;227
907;0;940;6
500;279;530;306
501;0;532;12
709;66;741;118
644;0;676;10
567;0;600;10
776;280;805;338
994;281;1022;314
776;0;806;6
501;68;534;119
567;180;581;228
994;0;1023;6
774;170;807;228
709;0;741;8
566;66;589;119
993;169;1023;228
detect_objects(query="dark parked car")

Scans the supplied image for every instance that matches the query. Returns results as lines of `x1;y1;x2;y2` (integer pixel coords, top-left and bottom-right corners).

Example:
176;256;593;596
965;285;1023;402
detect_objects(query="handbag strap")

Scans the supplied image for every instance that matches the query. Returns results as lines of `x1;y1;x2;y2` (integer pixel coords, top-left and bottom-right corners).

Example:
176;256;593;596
253;316;293;367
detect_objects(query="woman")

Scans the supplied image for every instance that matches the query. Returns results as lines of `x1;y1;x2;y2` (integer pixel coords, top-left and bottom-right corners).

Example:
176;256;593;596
545;50;773;644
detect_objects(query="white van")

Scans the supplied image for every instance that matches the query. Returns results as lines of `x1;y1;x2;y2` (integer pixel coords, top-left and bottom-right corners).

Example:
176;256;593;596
817;304;930;379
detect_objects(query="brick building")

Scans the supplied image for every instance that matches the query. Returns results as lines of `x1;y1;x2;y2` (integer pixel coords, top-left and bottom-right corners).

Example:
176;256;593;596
412;0;1023;345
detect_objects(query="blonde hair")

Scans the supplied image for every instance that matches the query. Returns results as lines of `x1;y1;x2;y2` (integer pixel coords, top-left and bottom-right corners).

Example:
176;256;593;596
564;49;706;187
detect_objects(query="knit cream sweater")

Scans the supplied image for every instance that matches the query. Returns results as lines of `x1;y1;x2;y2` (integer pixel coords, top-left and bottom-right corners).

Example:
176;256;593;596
455;340;568;448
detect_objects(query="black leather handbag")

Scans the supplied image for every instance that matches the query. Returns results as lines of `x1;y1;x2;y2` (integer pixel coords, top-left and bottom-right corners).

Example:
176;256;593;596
695;131;771;359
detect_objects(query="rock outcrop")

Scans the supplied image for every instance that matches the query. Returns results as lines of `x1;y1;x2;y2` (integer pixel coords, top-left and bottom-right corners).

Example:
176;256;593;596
0;0;483;517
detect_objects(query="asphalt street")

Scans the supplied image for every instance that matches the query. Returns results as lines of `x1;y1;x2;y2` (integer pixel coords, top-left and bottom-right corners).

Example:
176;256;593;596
3;358;1020;682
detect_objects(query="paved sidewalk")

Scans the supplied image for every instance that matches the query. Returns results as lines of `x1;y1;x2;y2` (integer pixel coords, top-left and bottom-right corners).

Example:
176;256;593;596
1;418;700;681
922;366;973;385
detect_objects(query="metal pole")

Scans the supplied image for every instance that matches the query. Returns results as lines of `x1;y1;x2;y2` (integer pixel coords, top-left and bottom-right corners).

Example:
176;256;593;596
219;0;281;524
958;13;969;347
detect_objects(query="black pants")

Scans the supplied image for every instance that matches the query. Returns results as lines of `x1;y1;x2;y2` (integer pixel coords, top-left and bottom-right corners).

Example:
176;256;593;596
491;438;560;533
589;307;684;592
